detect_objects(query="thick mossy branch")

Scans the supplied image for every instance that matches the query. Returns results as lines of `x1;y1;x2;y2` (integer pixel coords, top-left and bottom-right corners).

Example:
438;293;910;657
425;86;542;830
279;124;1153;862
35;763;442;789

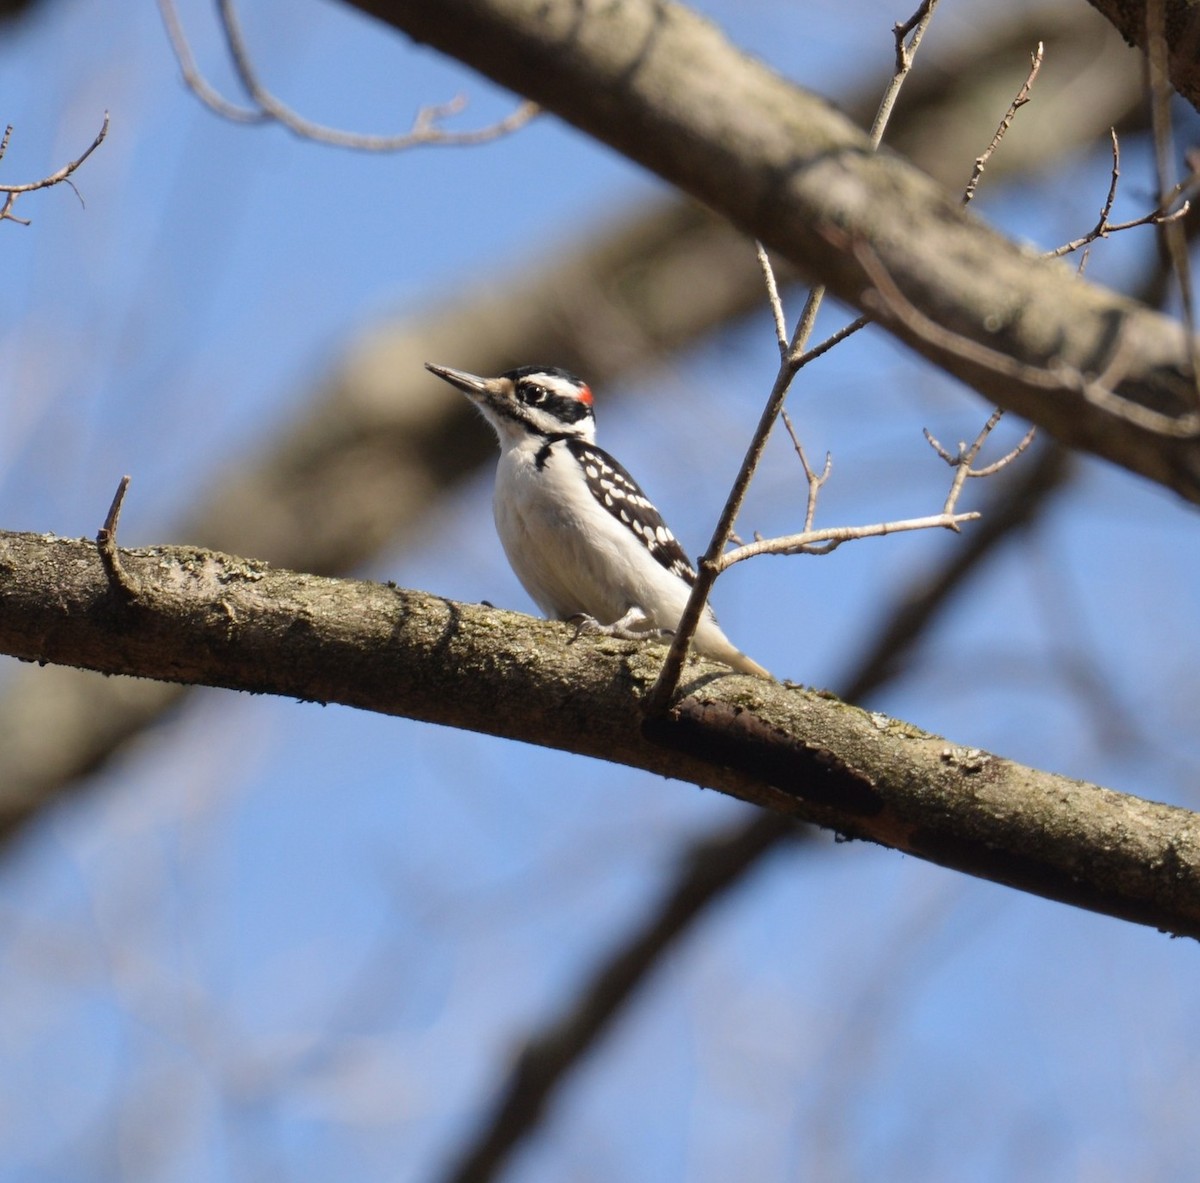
1;528;1198;937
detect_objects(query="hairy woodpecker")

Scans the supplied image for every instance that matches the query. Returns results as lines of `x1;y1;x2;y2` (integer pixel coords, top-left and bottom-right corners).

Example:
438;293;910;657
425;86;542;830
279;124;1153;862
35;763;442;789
425;362;769;679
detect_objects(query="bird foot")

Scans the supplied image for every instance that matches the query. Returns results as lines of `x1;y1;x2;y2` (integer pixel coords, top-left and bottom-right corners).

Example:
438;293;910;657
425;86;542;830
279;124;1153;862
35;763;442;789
566;613;673;644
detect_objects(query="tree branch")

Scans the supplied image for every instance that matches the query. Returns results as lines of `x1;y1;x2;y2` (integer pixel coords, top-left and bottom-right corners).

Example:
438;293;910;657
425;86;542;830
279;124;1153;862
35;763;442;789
1;527;1198;938
346;0;1200;502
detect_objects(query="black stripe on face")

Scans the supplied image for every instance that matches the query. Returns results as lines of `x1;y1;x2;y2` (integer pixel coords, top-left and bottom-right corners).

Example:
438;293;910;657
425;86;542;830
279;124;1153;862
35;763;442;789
505;368;594;430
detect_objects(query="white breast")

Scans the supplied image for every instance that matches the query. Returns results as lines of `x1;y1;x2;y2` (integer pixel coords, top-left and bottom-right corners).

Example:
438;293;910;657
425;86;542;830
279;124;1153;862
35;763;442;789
491;436;693;628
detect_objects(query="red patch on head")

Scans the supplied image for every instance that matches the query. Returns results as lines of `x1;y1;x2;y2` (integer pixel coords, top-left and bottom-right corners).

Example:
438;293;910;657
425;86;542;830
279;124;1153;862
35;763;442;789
578;384;594;405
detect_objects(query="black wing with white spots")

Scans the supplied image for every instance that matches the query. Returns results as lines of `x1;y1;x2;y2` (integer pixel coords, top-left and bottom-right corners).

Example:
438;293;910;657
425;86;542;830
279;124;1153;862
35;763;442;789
565;437;696;585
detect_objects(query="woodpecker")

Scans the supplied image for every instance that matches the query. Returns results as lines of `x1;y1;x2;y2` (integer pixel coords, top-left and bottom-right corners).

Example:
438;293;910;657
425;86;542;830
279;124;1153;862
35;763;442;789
425;362;770;679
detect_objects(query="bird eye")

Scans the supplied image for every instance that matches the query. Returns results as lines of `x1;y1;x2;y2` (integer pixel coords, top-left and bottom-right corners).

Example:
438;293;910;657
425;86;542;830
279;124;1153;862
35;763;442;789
525;385;546;404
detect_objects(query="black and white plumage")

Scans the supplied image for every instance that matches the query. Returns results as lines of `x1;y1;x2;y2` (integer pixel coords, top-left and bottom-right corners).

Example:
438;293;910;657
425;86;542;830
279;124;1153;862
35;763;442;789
425;362;769;679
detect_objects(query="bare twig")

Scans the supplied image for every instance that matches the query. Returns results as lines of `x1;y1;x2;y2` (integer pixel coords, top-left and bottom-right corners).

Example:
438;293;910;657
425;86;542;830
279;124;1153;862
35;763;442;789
924;408;1037;510
1047;130;1191;262
0;113;109;224
718;408;1037;567
794;315;871;366
963;42;1044;206
756;241;789;357
644;0;942;714
1077;129;1124;272
720;510;979;567
157;0;538;150
95;476;140;600
0;113;109;196
647;306;818;710
653;22;1046;709
780;410;830;533
872;0;940;144
0;193;29;227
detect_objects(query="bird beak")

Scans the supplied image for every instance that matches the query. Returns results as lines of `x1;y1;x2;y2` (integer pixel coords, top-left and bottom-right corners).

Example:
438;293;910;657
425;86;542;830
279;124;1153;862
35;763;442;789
425;363;494;397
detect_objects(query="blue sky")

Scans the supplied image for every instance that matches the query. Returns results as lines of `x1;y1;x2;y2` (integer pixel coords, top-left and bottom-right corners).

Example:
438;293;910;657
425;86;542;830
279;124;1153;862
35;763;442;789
3;1;1200;1181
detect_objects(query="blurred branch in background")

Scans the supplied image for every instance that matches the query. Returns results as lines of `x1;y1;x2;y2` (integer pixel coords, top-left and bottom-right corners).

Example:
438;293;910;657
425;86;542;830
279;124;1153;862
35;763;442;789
158;0;539;148
0;4;1144;843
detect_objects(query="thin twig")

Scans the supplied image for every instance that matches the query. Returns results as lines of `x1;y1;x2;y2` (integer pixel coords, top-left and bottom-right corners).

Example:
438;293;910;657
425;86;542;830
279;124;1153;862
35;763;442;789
0;113;109;224
721;409;1026;567
1047;130;1190;262
674;37;1048;672
794;315;871;367
1076;130;1123;274
0;193;29;227
959;426;1037;478
96;476;140;600
872;0;940;145
756;242;789;357
963;42;1043;206
1057;202;1192;259
0;112;109;195
923;408;1036;512
646;320;814;710
720;510;979;568
644;0;942;714
780;410;830;532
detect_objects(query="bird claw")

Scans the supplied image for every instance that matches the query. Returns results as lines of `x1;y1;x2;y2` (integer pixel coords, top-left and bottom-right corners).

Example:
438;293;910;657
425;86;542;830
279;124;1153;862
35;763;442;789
566;613;602;642
565;613;673;645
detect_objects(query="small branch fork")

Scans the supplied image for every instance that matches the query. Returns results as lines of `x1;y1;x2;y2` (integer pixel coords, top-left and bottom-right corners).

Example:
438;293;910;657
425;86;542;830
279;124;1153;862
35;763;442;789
96;476;140;600
0;112;109;226
644;0;943;713
1047;130;1190;264
156;0;538;150
719;411;1032;569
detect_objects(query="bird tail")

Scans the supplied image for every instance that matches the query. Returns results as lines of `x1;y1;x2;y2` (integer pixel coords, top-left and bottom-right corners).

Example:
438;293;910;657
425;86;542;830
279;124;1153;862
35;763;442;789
693;619;772;679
